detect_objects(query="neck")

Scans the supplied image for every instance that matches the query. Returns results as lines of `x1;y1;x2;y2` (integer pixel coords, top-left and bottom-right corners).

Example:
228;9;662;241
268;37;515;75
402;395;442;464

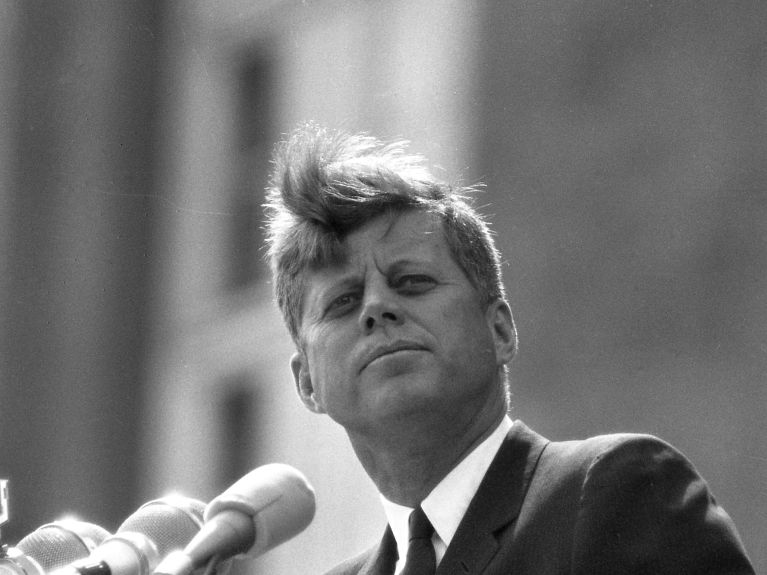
347;403;506;507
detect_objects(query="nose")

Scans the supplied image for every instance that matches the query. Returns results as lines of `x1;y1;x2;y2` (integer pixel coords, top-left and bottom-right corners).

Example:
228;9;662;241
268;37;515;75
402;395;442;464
358;280;404;333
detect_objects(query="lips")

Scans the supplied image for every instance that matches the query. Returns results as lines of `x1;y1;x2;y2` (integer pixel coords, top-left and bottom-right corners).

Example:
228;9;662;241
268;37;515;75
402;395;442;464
359;340;428;372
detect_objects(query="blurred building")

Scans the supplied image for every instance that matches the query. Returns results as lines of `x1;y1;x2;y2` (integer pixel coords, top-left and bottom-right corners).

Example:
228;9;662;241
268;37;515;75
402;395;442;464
1;1;765;573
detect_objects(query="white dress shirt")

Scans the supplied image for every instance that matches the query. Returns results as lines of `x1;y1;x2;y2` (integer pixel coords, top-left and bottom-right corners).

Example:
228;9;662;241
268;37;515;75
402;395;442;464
380;416;513;574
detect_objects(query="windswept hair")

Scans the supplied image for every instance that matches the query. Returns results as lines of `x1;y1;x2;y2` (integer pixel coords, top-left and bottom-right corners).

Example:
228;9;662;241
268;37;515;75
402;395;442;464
264;124;507;344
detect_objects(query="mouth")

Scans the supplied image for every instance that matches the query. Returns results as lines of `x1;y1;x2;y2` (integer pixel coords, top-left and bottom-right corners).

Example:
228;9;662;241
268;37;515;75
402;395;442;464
361;341;427;372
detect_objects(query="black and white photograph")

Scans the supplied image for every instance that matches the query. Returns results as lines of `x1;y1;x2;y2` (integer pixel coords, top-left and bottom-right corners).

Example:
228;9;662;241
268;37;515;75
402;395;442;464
0;2;764;574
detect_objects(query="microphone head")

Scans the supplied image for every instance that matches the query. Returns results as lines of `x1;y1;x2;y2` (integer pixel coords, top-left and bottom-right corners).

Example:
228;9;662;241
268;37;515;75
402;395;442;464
16;520;111;572
52;497;205;575
116;496;205;559
204;463;316;558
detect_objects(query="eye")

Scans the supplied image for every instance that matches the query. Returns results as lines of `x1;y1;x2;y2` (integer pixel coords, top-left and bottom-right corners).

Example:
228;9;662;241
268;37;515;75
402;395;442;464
396;274;436;294
325;292;360;316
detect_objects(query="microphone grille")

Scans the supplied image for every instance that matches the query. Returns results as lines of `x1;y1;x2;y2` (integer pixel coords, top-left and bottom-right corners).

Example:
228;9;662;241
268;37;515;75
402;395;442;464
117;497;205;557
16;521;111;572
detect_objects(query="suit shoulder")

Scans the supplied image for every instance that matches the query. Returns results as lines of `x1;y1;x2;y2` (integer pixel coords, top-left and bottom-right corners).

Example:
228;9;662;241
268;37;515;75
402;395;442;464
580;432;697;484
535;431;754;571
543;431;686;473
531;430;699;501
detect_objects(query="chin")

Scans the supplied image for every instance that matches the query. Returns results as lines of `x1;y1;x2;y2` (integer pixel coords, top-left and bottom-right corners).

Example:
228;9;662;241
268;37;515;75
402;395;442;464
371;382;441;415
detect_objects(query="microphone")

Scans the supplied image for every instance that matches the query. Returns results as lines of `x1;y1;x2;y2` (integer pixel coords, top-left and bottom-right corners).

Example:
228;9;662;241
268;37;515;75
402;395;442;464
1;520;110;575
54;496;204;575
153;464;316;575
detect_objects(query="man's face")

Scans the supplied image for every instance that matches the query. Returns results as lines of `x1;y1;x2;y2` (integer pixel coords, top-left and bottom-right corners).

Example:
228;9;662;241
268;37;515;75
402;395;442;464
290;210;515;435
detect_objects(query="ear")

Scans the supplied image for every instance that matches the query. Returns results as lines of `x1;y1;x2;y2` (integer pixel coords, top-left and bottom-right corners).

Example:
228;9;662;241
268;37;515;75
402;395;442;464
486;299;517;366
290;352;326;414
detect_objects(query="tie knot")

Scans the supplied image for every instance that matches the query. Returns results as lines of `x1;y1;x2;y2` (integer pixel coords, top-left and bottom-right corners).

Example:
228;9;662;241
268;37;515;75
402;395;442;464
408;506;434;541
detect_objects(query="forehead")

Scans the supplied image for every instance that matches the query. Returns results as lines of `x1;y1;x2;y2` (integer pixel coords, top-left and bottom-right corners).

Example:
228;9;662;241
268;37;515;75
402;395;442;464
302;210;452;291
342;210;446;262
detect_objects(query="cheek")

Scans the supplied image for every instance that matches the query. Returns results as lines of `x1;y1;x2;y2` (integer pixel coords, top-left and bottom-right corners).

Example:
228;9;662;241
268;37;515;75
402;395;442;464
448;307;496;361
306;332;351;397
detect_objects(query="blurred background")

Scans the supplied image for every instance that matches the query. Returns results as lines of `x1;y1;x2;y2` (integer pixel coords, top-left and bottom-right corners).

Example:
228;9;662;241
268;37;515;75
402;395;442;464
0;0;765;573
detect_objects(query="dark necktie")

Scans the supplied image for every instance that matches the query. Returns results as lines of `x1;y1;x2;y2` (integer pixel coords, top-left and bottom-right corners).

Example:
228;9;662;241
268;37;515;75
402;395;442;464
400;506;436;575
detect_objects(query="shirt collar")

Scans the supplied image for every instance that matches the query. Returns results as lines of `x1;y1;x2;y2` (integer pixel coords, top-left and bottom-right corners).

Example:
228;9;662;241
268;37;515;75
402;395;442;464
380;416;512;565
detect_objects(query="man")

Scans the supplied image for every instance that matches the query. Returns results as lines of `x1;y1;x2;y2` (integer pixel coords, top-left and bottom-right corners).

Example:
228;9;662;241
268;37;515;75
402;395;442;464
264;125;754;574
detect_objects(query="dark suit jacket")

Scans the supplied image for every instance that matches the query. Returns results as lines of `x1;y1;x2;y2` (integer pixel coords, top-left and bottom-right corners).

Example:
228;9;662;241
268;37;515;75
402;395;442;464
325;420;754;575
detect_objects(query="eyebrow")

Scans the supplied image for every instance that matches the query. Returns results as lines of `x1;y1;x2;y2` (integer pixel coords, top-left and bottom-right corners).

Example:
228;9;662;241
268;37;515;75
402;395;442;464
308;250;438;303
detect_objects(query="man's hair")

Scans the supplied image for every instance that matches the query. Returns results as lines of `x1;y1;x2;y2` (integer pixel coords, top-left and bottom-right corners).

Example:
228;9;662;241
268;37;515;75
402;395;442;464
264;124;507;345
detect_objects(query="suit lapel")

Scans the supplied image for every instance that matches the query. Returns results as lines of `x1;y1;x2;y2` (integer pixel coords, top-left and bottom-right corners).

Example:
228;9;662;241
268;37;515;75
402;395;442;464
436;421;549;575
